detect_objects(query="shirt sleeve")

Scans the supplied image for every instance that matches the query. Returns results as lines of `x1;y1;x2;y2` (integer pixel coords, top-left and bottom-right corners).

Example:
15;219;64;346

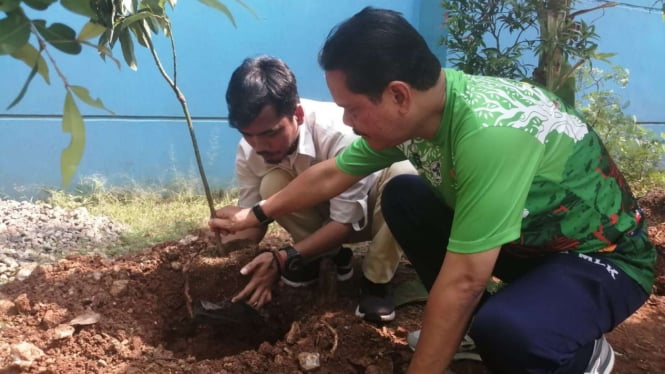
235;142;262;209
336;138;406;176
448;127;545;253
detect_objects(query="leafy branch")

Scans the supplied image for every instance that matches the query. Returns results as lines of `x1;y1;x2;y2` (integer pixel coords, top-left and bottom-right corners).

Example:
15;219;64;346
441;0;618;105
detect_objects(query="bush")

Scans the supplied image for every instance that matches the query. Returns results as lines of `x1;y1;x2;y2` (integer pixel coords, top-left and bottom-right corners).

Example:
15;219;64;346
576;63;665;196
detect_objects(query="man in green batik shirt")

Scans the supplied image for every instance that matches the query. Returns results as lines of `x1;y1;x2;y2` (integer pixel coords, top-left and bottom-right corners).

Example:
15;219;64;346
209;7;656;374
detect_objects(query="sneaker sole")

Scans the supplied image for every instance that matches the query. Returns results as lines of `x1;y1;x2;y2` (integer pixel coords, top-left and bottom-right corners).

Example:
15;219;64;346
280;276;317;288
586;337;615;374
337;267;354;281
355;305;395;322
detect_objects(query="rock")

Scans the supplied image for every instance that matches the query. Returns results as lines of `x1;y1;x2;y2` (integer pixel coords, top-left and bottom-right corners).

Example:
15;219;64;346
10;341;45;368
0;300;16;316
41;310;64;329
297;352;320;372
285;321;301;344
13;293;31;314
110;280;129;296
53;324;75;339
69;310;101;326
16;267;34;281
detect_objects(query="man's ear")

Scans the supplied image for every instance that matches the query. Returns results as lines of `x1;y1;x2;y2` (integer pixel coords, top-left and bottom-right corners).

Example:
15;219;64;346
386;81;411;114
295;104;305;125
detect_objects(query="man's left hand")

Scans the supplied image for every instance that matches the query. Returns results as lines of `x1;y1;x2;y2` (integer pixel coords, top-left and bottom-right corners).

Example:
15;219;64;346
231;251;282;308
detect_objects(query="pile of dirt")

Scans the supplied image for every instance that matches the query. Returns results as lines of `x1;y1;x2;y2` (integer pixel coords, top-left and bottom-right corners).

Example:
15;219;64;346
0;190;664;373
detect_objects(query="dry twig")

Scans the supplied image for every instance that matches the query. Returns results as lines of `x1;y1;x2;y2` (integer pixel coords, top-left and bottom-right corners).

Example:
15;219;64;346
183;245;208;319
320;319;338;356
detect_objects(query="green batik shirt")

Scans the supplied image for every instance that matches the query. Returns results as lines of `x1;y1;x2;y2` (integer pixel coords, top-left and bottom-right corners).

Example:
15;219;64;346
336;68;655;293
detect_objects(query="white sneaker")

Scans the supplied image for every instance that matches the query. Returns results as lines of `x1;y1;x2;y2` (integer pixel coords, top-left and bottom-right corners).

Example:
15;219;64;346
584;336;615;374
407;330;481;361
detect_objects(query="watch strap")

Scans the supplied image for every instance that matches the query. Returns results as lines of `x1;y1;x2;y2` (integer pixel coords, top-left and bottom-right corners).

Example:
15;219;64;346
251;200;274;225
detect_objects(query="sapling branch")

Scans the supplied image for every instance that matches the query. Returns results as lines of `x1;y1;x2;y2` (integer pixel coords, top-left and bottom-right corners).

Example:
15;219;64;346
140;25;224;255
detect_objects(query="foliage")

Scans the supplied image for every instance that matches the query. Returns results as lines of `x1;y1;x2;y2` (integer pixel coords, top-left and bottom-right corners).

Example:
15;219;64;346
1;0;250;188
575;62;665;196
441;0;617;104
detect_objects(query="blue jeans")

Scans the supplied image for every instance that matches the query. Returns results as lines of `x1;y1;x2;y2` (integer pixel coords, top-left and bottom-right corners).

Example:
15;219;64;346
382;175;649;373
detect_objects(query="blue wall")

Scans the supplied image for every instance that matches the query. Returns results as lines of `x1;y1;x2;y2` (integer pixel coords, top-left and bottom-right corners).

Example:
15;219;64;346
577;0;664;123
1;0;662;199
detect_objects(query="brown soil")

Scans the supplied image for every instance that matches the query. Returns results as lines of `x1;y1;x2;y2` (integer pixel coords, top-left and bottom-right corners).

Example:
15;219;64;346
1;190;664;374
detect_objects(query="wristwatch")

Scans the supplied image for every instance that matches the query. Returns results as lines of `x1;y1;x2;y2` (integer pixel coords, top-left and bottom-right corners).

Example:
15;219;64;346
279;245;303;272
251;200;274;226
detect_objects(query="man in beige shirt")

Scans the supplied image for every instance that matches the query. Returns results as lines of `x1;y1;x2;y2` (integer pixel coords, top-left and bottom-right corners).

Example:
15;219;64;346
215;55;416;322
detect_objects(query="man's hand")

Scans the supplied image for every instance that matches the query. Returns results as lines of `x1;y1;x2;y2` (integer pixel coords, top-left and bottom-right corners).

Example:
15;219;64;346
208;205;258;235
231;251;283;308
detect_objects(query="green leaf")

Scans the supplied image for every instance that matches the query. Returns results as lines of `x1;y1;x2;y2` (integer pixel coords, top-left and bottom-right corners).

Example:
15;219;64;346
77;21;106;41
118;28;137;70
61;92;86;188
120;11;155;30
10;43;50;84
0;0;20;12
129;21;150;48
34;21;82;55
6;59;39;110
61;0;95;17
70;85;115;114
592;52;616;64
197;0;236;27
0;11;30;55
23;0;57;10
146;16;160;34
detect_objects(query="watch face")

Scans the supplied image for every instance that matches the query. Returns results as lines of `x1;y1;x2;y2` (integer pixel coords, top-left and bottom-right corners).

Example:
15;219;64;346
286;255;303;272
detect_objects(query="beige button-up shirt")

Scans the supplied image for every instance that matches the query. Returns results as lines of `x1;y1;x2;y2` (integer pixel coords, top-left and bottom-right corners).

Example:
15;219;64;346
235;99;378;228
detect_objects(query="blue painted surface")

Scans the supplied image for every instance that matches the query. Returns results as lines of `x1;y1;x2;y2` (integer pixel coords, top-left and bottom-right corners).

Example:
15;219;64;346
1;1;662;199
0;1;427;199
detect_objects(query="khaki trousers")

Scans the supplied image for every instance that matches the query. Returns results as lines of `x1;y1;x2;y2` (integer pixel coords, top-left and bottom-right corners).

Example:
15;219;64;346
259;160;416;284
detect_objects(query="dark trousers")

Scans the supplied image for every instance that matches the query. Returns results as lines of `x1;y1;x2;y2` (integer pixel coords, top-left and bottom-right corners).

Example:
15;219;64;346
382;175;648;373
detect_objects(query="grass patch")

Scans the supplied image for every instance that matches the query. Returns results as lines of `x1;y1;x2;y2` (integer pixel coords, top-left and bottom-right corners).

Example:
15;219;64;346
45;178;237;256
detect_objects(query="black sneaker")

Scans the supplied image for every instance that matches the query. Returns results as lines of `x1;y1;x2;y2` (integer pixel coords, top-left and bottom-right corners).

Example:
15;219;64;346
281;259;320;288
355;276;395;322
332;247;354;281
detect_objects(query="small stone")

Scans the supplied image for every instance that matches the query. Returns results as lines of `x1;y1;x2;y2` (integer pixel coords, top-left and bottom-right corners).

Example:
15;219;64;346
285;322;301;344
297;352;320;372
14;293;31;314
110;280;129;296
53;324;75;339
0;299;16;316
11;341;45;367
16;267;34;281
170;261;182;271
41;310;63;329
69;310;101;326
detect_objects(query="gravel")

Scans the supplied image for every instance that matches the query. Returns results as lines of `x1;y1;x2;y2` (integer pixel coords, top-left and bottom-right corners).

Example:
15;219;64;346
0;199;128;284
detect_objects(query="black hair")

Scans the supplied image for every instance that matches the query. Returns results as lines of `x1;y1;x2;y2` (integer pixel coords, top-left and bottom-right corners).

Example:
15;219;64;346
318;7;441;101
226;55;299;129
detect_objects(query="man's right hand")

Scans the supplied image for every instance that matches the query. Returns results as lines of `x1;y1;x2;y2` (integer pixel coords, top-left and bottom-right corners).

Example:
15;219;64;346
209;205;259;235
